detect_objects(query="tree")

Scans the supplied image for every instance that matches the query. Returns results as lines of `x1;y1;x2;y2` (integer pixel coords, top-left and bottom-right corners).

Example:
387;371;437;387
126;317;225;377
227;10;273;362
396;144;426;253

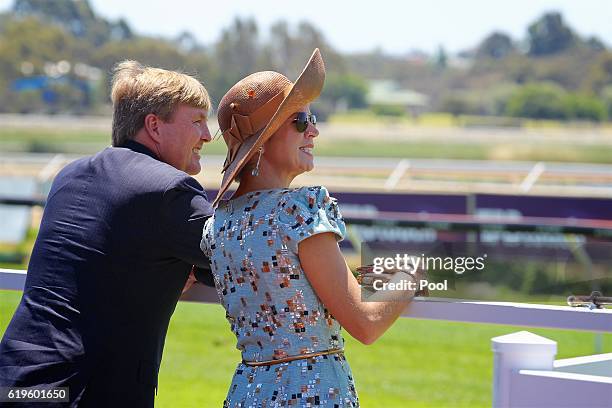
506;84;606;122
266;21;300;75
601;85;612;120
435;45;447;69
506;82;570;119
477;32;515;59
174;31;200;53
440;94;478;117
13;0;131;46
213;17;260;92
527;12;575;56
90;37;189;104
265;20;346;77
92;37;186;72
295;21;346;73
564;94;607;122
584;51;612;93
0;17;79;77
322;73;368;110
585;36;607;52
110;18;133;41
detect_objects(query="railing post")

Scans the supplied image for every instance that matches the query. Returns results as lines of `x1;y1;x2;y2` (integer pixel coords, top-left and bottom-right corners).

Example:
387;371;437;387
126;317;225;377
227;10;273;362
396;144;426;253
491;331;557;408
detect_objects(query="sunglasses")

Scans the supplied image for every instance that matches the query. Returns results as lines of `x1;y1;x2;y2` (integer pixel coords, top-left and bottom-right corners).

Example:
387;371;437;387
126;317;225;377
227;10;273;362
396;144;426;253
292;112;317;133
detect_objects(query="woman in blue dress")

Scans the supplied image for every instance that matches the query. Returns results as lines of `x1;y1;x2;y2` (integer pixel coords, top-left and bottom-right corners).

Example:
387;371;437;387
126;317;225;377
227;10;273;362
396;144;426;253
201;49;420;407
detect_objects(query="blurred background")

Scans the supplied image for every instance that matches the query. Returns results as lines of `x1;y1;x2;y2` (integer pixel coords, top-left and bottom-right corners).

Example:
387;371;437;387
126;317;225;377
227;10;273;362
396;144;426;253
0;0;610;406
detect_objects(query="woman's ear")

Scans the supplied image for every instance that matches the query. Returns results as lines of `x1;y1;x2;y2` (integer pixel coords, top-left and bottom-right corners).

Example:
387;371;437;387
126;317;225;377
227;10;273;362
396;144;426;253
144;113;162;143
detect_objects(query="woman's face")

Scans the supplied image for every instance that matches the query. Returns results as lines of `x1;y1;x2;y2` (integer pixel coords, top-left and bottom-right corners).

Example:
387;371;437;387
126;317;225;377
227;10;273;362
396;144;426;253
262;104;319;180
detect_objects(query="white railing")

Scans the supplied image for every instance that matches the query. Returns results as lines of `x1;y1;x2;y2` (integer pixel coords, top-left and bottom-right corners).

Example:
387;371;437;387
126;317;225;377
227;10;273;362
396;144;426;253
3;152;612;197
492;331;612;408
2;268;611;407
3;268;611;333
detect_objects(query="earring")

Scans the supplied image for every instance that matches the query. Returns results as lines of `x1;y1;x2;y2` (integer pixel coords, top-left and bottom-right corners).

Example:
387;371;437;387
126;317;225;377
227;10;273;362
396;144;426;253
251;147;264;176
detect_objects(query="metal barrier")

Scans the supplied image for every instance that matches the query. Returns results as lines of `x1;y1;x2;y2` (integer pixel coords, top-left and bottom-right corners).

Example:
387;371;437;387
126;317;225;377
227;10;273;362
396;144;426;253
2;268;610;333
2;195;611;406
2;269;611;407
492;331;612;408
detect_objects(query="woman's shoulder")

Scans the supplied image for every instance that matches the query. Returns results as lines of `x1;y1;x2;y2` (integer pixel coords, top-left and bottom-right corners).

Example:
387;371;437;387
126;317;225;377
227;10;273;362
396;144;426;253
277;186;343;226
277;185;336;210
276;186;345;250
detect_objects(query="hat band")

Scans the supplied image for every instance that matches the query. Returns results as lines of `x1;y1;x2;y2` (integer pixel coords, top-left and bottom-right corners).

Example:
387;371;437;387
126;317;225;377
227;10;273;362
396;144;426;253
222;85;291;172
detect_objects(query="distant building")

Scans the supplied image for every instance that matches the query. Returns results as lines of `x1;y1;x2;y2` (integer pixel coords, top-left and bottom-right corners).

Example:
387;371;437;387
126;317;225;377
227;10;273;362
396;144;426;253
11;75;91;112
366;80;429;116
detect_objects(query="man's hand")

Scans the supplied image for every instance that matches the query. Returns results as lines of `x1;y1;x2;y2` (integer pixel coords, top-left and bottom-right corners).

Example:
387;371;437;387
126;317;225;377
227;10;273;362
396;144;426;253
182;267;198;294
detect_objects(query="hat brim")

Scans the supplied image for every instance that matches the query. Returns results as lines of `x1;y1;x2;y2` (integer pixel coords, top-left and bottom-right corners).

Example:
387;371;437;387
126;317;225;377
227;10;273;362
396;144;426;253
212;48;325;207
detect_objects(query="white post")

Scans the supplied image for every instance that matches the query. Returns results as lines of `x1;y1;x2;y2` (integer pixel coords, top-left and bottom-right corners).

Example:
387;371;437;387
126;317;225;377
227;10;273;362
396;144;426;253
519;162;545;192
491;331;557;408
37;154;65;183
384;159;410;190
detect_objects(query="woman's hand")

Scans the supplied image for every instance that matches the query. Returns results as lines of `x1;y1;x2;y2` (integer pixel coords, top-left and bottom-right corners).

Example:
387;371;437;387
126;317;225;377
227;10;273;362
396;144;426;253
299;232;418;345
182;267;198;294
357;264;430;297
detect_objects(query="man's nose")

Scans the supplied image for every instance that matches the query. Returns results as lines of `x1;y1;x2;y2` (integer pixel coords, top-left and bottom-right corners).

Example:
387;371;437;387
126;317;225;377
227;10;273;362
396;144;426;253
201;124;212;142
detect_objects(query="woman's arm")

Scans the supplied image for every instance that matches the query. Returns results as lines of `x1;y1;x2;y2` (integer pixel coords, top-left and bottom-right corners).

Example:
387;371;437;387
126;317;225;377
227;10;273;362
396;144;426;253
298;232;416;345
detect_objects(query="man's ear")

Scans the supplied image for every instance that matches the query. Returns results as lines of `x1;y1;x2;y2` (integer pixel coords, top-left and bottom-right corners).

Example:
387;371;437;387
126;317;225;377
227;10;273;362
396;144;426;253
143;113;162;143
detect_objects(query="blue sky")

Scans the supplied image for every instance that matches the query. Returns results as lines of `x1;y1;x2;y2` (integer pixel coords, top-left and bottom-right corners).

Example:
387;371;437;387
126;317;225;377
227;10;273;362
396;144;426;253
1;0;611;54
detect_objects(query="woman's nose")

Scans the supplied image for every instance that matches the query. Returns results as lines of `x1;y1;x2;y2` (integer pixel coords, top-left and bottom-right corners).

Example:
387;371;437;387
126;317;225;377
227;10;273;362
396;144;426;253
306;122;319;138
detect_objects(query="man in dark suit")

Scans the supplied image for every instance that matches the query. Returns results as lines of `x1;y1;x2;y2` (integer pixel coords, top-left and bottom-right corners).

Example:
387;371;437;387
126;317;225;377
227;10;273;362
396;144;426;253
0;61;214;407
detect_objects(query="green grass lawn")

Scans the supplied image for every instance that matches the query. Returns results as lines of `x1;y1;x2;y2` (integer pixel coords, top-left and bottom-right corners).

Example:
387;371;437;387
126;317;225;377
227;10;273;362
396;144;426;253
1;289;609;407
2;125;612;163
313;138;612;163
330;111;612;130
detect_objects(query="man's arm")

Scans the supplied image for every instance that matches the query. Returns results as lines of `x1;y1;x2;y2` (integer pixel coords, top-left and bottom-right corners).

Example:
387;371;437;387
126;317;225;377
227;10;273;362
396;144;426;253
192;265;214;286
161;175;215;286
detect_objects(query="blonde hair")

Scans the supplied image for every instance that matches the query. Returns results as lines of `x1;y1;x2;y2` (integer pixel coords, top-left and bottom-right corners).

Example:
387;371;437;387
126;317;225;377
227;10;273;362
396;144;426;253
110;60;211;146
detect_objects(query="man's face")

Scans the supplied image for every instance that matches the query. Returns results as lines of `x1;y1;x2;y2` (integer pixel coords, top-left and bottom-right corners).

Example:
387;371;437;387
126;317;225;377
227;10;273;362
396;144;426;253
158;104;211;175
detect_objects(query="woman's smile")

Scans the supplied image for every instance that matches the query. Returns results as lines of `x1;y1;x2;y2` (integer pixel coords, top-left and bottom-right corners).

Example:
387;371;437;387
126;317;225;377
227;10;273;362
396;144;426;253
299;144;314;157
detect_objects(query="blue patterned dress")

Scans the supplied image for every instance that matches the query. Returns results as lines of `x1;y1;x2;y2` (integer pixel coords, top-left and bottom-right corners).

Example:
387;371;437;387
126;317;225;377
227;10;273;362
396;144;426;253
201;186;359;407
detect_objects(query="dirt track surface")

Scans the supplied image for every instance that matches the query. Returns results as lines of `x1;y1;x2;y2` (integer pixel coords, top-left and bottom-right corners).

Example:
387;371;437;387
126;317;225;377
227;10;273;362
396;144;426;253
2;152;611;198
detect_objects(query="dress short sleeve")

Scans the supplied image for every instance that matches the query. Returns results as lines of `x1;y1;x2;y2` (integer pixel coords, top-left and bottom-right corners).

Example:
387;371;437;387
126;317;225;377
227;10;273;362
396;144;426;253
278;186;346;254
200;216;214;258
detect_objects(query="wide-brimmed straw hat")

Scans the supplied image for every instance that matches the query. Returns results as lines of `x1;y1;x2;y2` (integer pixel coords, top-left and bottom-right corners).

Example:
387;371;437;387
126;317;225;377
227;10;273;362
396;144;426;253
213;48;325;207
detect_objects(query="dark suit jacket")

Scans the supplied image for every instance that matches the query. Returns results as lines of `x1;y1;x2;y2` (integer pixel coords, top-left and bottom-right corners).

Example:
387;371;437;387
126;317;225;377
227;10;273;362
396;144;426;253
0;141;214;407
